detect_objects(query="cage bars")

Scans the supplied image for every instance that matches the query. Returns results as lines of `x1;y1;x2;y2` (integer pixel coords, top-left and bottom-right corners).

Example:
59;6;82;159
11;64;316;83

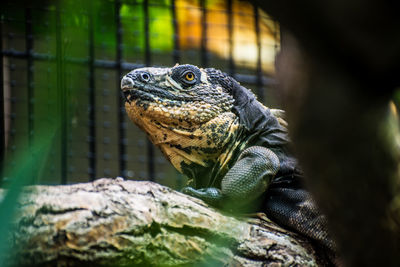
143;0;155;181
0;0;279;185
0;17;4;183
253;3;263;102
227;0;234;76
88;0;97;181
56;0;68;184
200;0;208;68
171;0;180;64
115;0;126;178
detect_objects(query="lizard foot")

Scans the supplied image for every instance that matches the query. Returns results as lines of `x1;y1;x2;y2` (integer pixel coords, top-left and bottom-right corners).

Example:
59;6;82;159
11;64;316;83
181;186;223;206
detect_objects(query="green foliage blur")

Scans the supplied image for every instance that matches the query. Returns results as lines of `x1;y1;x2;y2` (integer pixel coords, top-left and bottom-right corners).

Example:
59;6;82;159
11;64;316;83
0;127;56;266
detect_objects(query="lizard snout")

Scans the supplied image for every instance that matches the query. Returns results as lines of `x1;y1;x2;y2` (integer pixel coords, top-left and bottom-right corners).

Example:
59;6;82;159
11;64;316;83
121;76;135;91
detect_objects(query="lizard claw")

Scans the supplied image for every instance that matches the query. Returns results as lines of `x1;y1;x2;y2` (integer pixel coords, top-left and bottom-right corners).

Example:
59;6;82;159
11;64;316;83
181;186;223;206
181;186;196;195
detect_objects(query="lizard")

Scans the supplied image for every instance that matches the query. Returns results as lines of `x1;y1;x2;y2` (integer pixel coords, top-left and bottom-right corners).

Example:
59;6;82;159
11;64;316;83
120;64;335;252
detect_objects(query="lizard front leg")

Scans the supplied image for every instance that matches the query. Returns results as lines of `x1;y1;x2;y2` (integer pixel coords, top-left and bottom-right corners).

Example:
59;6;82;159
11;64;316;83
182;146;280;209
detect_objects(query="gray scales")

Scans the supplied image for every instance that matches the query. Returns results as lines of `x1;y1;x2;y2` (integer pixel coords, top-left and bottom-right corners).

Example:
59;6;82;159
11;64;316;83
121;64;335;253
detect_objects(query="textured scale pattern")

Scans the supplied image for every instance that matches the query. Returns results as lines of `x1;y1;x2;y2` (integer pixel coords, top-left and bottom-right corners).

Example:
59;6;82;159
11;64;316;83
121;64;335;255
266;185;335;250
221;146;279;202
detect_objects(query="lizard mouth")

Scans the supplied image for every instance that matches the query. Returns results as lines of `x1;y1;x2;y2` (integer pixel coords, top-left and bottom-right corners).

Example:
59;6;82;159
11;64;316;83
123;86;220;125
123;88;152;103
122;83;201;107
122;89;133;102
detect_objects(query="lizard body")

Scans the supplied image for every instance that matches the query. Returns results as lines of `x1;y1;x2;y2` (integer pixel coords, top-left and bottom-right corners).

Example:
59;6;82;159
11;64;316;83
121;64;334;251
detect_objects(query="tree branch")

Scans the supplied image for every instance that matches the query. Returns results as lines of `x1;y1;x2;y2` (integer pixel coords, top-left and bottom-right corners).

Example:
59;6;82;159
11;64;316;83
4;178;327;266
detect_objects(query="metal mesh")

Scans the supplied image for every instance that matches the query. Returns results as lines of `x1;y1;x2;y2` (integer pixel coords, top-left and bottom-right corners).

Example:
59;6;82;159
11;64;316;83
0;0;280;188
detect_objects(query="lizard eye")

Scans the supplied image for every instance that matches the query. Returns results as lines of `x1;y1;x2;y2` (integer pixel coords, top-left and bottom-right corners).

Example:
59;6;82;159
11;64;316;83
185;72;195;81
140;72;150;82
171;65;201;87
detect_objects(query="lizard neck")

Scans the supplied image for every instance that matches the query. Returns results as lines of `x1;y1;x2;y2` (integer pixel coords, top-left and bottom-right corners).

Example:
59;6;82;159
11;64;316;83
128;110;241;187
161;112;241;187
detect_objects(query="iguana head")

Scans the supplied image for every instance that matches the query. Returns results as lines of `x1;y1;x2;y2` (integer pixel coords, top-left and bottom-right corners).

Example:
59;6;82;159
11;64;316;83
121;64;235;126
121;64;243;184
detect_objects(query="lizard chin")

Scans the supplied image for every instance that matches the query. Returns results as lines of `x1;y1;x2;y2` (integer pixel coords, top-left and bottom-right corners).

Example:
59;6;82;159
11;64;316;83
127;106;240;180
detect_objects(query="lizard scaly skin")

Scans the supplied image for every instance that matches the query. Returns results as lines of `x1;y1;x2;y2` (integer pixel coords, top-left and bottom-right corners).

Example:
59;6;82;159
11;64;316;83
121;64;335;252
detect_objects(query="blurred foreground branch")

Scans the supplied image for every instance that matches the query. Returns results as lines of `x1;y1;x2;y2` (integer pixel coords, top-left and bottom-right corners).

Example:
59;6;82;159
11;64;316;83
4;178;327;266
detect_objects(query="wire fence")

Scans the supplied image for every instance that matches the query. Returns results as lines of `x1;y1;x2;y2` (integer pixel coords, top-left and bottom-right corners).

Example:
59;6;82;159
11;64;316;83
0;0;280;188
